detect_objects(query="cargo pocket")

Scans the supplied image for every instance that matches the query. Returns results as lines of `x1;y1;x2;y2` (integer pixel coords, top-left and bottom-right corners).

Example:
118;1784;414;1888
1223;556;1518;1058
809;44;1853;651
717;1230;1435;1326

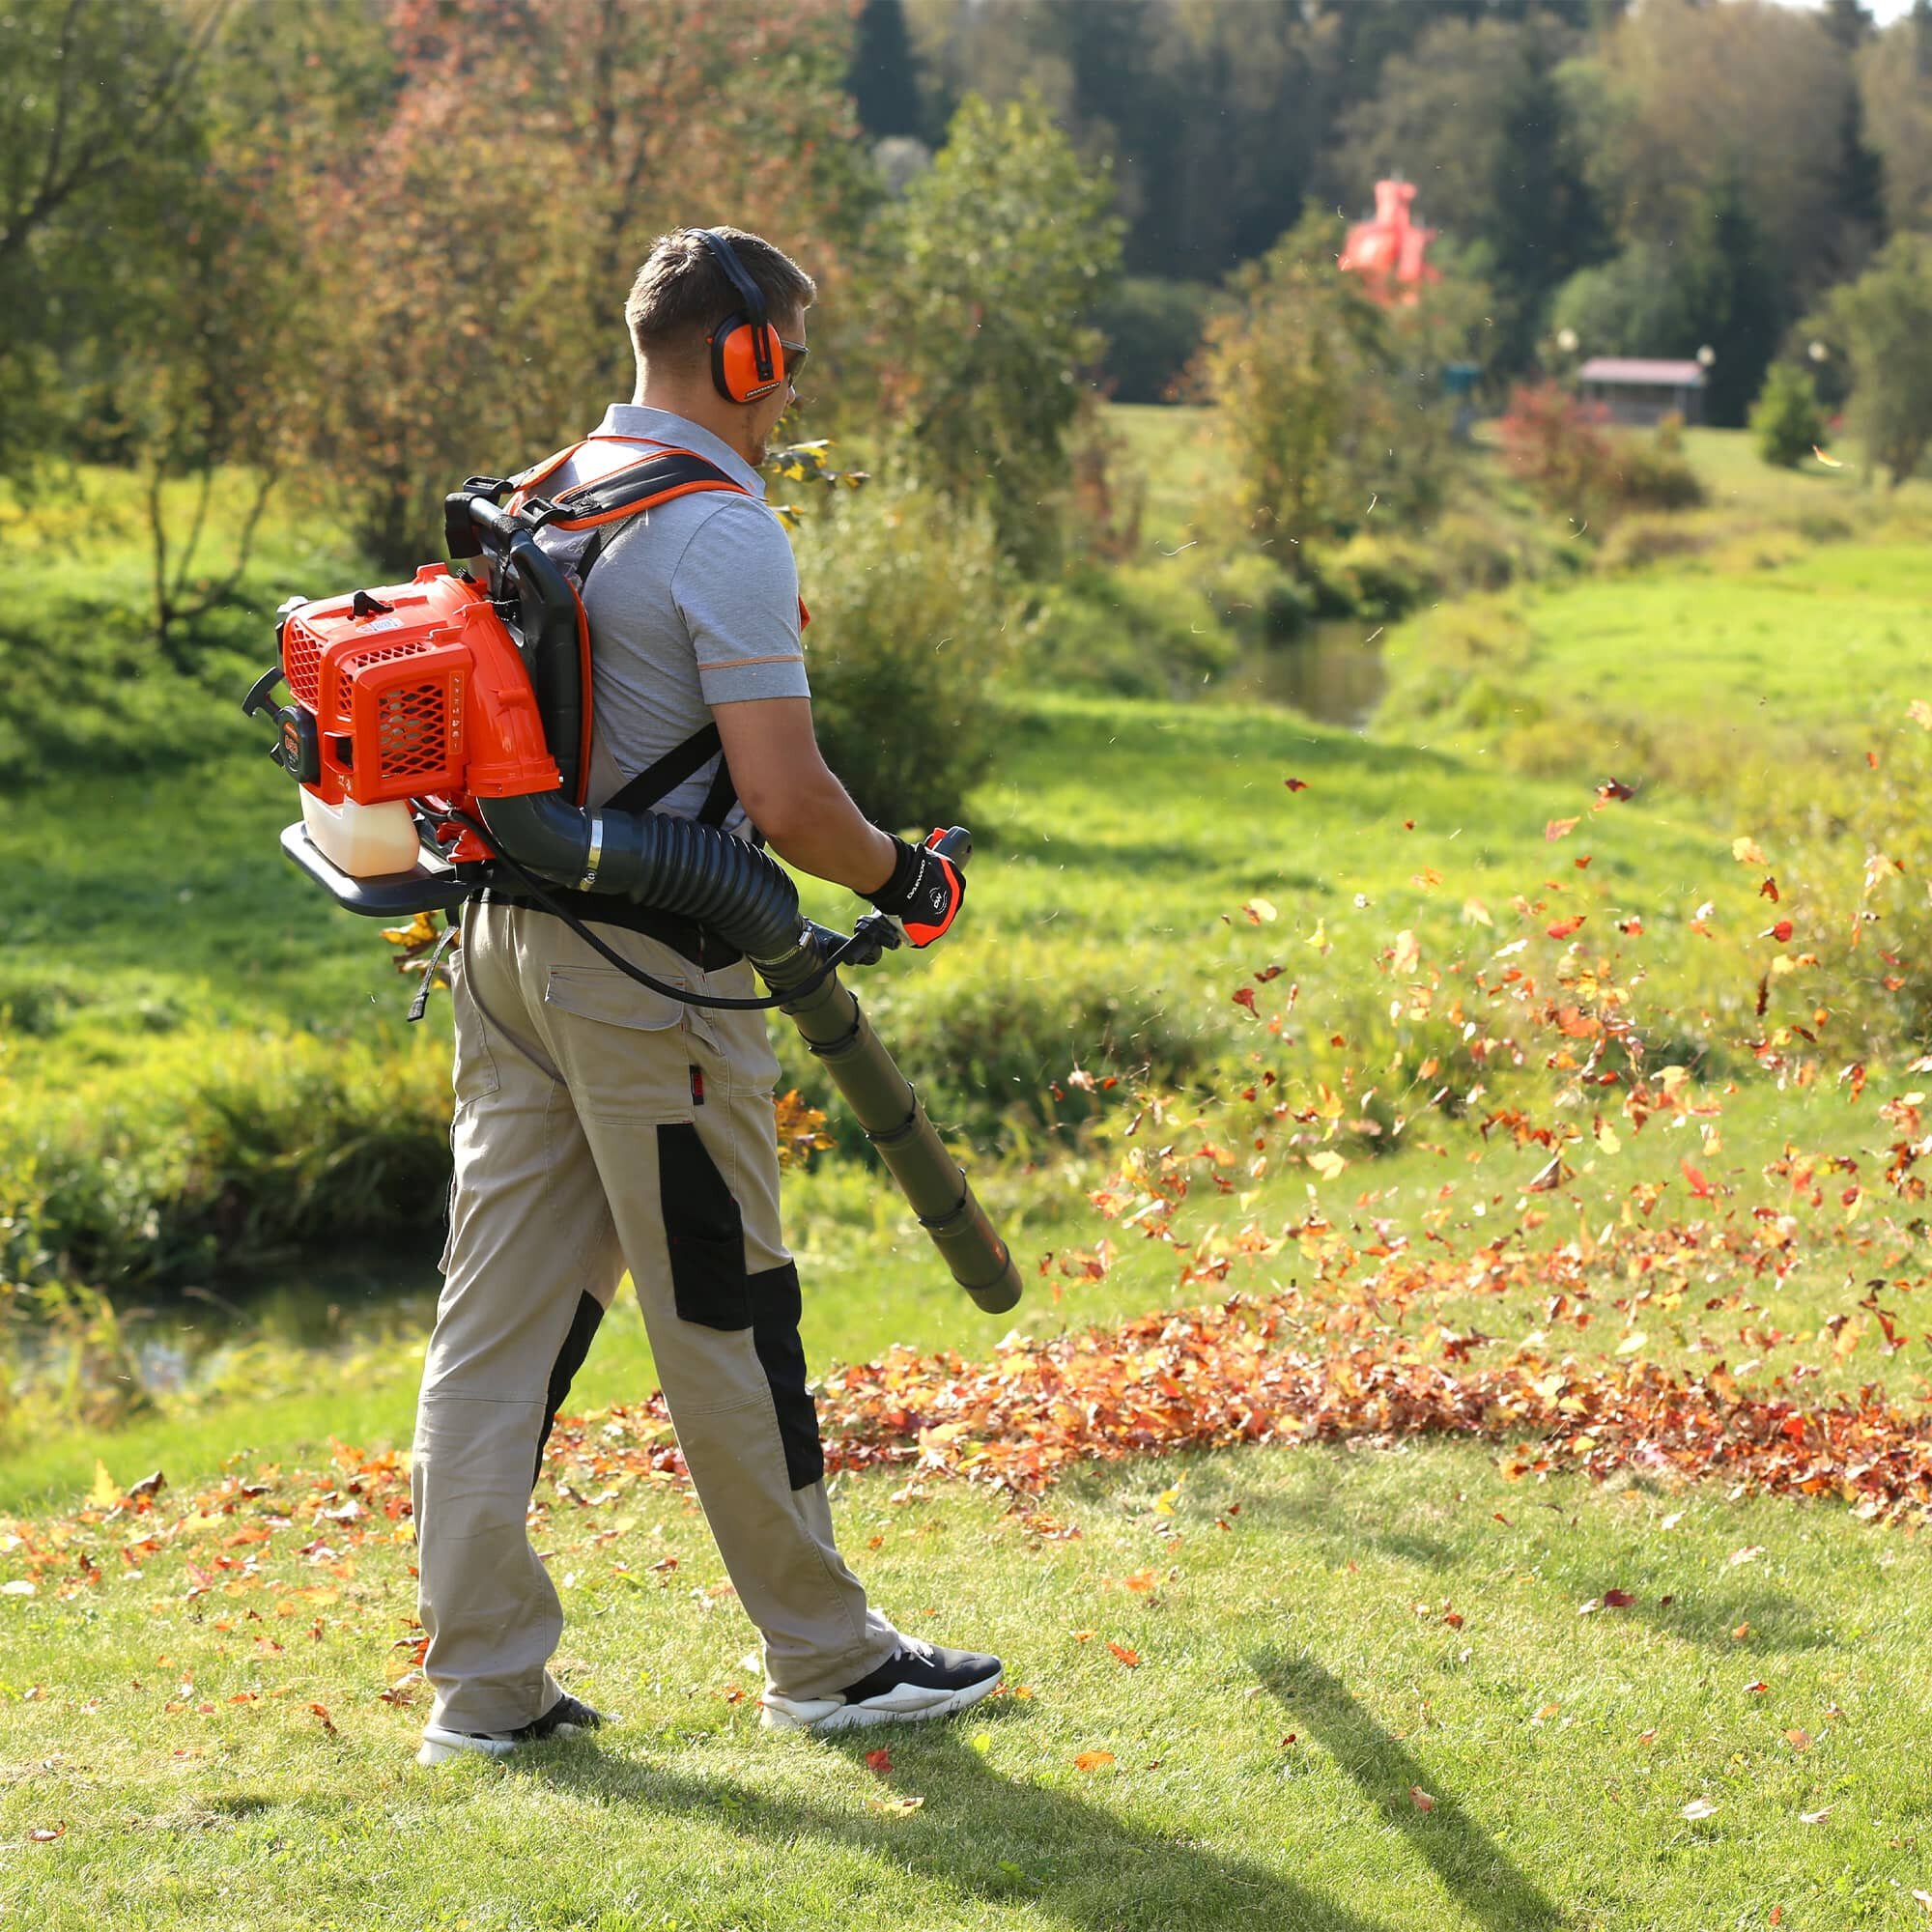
543;967;713;1121
658;1122;751;1330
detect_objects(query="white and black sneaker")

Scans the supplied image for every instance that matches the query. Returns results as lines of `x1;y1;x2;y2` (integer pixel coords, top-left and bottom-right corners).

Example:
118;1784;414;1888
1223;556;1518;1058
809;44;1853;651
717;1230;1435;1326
759;1636;1002;1733
415;1691;611;1767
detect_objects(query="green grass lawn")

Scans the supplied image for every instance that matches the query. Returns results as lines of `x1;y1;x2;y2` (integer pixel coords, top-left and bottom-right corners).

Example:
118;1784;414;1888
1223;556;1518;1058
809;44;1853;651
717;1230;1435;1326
10;428;1932;1928
6;1441;1932;1929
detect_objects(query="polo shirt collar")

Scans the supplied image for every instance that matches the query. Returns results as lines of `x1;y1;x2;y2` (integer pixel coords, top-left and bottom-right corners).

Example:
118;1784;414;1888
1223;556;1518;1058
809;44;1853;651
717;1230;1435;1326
589;404;767;498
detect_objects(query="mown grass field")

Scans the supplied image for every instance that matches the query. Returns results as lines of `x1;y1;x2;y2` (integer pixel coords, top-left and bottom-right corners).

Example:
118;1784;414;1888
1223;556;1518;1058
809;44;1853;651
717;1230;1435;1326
8;421;1932;1928
8;1441;1932;1930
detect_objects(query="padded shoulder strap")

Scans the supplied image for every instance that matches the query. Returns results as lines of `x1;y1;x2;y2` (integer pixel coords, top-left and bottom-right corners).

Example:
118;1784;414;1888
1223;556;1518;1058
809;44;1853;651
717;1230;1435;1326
535;449;747;533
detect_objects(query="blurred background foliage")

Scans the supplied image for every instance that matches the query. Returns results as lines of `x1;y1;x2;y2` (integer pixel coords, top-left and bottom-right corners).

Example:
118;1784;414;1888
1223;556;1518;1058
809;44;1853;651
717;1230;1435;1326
9;0;1932;1380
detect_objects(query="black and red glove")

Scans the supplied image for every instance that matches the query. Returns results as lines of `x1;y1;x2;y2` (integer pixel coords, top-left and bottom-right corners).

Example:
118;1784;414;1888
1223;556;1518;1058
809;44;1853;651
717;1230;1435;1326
867;830;966;948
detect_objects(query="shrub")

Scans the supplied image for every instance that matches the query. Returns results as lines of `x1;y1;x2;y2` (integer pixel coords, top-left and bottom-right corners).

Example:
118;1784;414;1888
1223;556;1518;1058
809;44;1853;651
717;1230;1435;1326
1262;575;1319;639
1330;533;1438;620
1750;362;1827;469
1598;518;1710;573
1609;427;1705;511
4;1029;454;1293
788;482;1013;831
1028;560;1236;698
774;937;1233;1150
1495;382;1616;527
1202;551;1300;640
1429;508;1541;593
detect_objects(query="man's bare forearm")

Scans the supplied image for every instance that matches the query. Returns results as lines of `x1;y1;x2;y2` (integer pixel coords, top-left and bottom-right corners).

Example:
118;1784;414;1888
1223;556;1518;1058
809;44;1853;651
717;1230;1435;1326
755;766;897;895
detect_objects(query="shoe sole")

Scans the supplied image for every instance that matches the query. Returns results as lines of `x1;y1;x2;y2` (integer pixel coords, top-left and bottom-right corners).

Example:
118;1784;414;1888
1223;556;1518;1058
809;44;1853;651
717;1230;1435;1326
414;1717;597;1767
759;1671;1001;1734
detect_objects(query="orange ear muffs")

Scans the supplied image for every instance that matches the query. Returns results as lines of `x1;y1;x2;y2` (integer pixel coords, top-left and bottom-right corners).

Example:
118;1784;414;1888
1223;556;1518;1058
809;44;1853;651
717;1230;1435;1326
709;313;786;404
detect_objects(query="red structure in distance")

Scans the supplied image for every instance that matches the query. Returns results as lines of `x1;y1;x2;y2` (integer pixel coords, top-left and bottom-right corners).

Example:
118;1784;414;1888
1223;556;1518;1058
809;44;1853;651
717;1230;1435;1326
1338;179;1438;303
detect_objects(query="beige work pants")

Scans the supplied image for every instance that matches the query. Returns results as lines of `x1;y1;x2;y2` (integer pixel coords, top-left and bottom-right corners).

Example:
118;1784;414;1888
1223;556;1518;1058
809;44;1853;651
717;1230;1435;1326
410;901;898;1733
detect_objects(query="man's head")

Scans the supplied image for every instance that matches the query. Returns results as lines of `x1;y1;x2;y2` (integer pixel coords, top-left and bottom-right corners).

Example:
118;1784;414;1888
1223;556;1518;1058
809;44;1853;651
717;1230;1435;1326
626;226;816;468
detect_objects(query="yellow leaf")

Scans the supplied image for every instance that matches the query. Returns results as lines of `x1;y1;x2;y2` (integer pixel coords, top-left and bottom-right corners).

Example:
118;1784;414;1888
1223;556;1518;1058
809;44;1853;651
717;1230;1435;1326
1152;1484;1182;1518
1073;1749;1116;1773
89;1460;120;1508
1392;928;1420;975
1307;1151;1349;1181
1732;836;1768;867
1243;897;1278;924
1462;898;1493;927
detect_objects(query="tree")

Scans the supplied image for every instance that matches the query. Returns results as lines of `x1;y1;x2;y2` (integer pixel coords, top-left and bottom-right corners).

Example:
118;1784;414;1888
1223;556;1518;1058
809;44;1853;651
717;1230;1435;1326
0;0;228;481
871;92;1121;570
1822;234;1932;489
1680;167;1784;431
277;0;869;570
1194;209;1394;565
1576;0;1854;301
1548;243;1695;361
850;0;925;139
1333;13;1605;369
1749;364;1826;470
1858;11;1932;236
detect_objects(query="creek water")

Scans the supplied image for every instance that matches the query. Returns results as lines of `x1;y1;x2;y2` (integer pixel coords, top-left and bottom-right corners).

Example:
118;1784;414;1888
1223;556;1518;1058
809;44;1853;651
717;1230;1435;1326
25;1256;440;1403
1214;618;1390;729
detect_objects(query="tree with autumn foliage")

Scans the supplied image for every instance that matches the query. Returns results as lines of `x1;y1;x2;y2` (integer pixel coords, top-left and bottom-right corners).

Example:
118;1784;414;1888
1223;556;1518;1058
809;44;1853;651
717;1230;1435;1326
277;0;870;572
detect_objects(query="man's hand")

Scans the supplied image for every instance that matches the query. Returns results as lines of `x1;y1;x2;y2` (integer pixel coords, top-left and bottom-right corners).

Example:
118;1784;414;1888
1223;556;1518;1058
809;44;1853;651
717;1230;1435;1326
866;832;965;948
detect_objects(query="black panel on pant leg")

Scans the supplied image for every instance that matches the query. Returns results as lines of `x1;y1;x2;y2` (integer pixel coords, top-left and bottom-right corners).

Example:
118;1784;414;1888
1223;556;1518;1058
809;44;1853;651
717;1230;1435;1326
749;1261;824;1491
532;1290;608;1490
658;1122;751;1330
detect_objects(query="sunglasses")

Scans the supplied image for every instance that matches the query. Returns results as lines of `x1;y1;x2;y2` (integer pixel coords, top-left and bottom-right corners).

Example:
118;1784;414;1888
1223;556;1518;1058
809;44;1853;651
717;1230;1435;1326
778;338;810;387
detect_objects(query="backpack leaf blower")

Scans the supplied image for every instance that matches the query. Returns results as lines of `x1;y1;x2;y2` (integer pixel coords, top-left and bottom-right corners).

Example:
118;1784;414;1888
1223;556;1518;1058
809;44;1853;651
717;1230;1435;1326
242;460;1021;1316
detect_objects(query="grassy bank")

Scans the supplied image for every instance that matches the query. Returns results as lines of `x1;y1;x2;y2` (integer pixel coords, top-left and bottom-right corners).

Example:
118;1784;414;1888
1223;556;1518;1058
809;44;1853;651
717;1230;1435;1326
10;425;1932;1473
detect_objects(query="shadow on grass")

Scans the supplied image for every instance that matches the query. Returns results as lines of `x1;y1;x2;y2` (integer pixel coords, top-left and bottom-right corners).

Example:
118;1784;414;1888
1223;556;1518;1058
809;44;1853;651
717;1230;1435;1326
1252;1649;1564;1932
1235;1466;1832;1659
526;1719;1405;1931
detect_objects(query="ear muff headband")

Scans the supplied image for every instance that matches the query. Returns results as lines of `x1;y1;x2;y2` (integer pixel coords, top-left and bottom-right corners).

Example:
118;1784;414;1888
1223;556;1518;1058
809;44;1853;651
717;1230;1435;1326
693;227;782;404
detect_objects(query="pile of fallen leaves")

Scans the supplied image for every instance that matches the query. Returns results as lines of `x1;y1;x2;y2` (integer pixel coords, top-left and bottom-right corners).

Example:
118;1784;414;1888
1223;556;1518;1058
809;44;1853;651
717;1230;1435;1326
11;1278;1932;1618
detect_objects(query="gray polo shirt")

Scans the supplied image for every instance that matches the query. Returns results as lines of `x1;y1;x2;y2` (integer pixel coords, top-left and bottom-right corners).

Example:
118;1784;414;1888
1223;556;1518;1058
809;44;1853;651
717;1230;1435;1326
533;404;809;835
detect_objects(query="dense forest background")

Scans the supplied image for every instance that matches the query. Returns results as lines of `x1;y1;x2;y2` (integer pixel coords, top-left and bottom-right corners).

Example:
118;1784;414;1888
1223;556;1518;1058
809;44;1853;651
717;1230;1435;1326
9;0;1930;490
9;0;1930;810
859;0;1931;404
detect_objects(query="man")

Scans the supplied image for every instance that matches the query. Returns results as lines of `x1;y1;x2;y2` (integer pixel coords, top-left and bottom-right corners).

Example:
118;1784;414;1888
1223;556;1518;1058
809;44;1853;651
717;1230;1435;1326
410;226;999;1767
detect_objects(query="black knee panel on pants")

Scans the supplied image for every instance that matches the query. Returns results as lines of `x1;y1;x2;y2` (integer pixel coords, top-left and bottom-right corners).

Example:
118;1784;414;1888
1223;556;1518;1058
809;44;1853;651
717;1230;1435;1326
658;1122;751;1330
534;1289;607;1490
749;1261;824;1491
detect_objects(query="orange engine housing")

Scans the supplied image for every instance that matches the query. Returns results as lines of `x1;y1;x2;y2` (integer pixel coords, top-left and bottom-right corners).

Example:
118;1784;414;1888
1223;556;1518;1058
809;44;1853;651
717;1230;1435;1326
280;564;559;811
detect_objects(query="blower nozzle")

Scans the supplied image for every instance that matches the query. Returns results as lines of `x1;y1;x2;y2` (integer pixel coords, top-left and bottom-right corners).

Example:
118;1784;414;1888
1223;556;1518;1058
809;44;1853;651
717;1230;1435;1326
752;828;1022;1317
